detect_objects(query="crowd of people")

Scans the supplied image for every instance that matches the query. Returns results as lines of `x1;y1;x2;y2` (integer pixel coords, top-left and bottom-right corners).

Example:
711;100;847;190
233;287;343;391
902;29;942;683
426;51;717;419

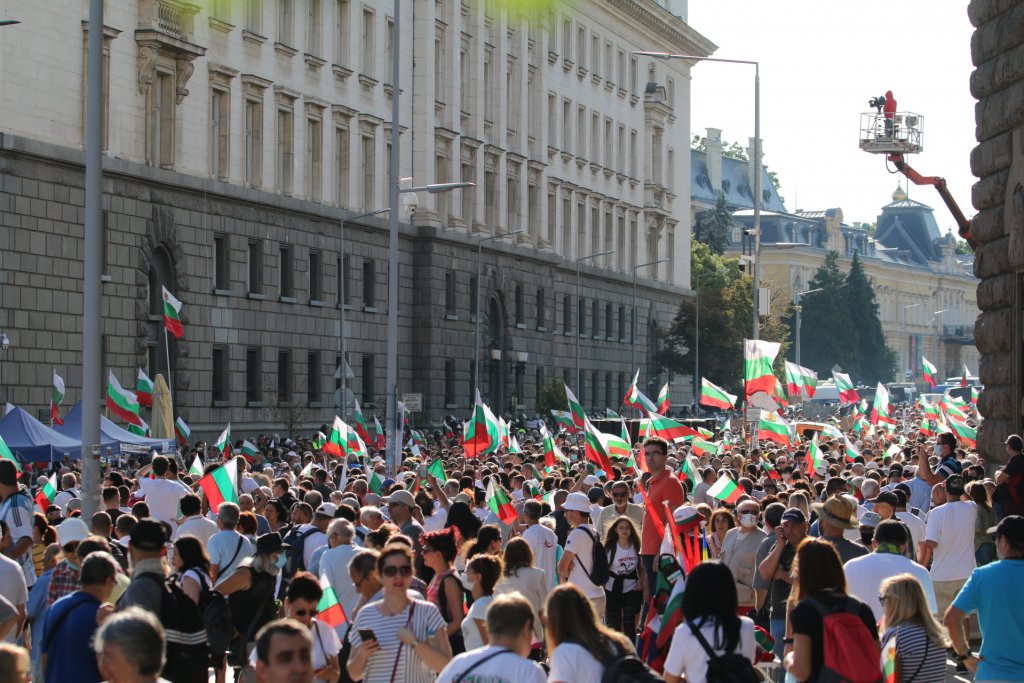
0;399;1022;683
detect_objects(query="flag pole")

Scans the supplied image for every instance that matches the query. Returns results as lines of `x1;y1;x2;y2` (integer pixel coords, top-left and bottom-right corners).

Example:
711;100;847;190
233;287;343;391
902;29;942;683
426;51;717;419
163;327;174;415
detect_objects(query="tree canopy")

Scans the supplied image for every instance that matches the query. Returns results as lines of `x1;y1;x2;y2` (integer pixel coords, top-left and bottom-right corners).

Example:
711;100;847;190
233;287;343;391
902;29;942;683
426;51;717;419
694;191;733;255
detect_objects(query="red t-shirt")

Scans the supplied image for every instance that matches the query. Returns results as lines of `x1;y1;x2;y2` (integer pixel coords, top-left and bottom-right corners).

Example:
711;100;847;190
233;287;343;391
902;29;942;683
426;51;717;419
641;469;685;555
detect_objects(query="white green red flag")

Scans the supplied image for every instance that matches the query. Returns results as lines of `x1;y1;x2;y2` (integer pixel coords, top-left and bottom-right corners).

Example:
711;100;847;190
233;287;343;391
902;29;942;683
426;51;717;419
136;369;154;408
175;417;190;445
161;286;184;339
832;371;859;405
550;410;576;433
464;390;501;458
758;410;792;447
317;575;349;628
540;425;566;470
806;436;824;474
699;378;737;410
920;396;940;421
373;416;385;450
744;339;781;398
657;382;670;415
774;381;790;407
35;473;57;511
843;437;860;462
761;459;781;481
0;434;21;472
707;471;744;505
198;457;239;508
212;423;232;458
605;429;630;460
784;361;818;399
941;398;970;423
486;478;518;525
690;439;720;457
106;370;143;427
948;417;977;448
971;386;979;406
919;416;935;438
962;364;971;387
583;418;616;477
240;440;258;460
50;370;65;426
188;454;203;479
921;357;938;388
368;471;384;495
324;416;346;457
128;416;151;437
352;399;372;447
645;412;701;442
623;372;659;413
870;383;894;425
565;385;587;431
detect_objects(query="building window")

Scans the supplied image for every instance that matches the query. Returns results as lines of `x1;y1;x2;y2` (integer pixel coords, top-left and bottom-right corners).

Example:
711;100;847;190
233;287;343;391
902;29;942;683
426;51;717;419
536;288;546;329
277;349;292;401
385;17;394;82
618;304;626;340
335;123;350;206
444;359;456;406
361;9;375;78
361;130;375;209
246;346;262;402
361;354;375;404
213;235;229;291
210;88;229;179
562;99;571;154
535;367;544;401
306;113;323;200
147;70;175;168
276;105;294;193
309;250;322;302
606;302;613;338
590;370;599;408
335;0;349;65
630;129;638;178
578;296;586;336
577;25;586;68
563;294;572;333
307;351;321;402
245;0;262;33
562;18;571;61
470;275;479;320
279;245;293;298
515;284;525;326
592;299;600;337
244;98;263;188
362;258;375;308
248;240;263;294
445;271;456;316
212;345;228;403
306;0;322;55
277;0;294;45
338;254;350;306
630;55;638;95
606;371;614;409
576;105;586;158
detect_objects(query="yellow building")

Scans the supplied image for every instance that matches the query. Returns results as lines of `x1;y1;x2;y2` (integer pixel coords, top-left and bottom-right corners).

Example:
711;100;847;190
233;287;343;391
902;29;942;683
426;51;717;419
725;187;978;383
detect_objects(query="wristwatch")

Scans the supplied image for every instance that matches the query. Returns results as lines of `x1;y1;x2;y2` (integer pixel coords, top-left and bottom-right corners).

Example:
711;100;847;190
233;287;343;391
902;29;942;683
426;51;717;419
955;652;972;662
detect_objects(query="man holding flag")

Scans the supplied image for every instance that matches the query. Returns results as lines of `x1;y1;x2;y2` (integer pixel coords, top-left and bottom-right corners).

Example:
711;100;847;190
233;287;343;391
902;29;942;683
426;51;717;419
639;436;684;602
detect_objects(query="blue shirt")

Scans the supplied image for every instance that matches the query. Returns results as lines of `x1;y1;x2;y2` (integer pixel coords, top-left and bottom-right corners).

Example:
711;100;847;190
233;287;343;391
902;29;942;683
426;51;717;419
26;569;52;669
41;591;102;683
951;558;1024;681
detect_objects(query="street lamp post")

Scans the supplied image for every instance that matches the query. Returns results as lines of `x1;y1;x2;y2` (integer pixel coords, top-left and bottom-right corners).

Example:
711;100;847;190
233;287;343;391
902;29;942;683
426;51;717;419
473;229;524;396
577;250;615;394
692;271;720;416
635;51;760;339
339;208;390;420
631;259;669;379
793;287;823;367
931;310;946;372
0;331;10;405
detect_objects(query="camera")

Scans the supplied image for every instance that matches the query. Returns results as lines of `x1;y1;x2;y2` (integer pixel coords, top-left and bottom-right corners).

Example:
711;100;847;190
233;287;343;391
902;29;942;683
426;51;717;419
868;95;886;113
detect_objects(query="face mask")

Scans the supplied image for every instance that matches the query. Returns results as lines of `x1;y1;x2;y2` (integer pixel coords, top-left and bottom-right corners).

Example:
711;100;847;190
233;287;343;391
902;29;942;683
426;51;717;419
934;444;943;457
460;572;475;591
740;513;759;527
275;553;287;569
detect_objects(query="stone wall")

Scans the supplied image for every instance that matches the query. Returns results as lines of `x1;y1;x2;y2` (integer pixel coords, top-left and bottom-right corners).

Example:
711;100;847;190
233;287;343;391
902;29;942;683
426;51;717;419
969;0;1024;461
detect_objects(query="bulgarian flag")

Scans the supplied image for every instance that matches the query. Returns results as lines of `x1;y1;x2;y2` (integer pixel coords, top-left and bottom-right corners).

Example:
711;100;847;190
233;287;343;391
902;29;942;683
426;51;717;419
657;382;671;415
758;410;792;447
565;385;587;430
870;382;894;425
187;454;204;479
198;457;239;508
832;371;859;405
744;339;781;398
464;390;501;458
583;418;616;477
0;434;22;472
707;471;744;505
843;437;861;462
883;637;897;683
921;397;940;420
128;416;151;437
373;416;385;450
313;432;326;450
509;435;524;456
921;357;938;388
541;426;566;470
605;430;631;460
646;412;701;442
368;470;384;495
106;370;143;427
35;474;57;512
175;417;190;445
690;439;720;457
324;416;346;456
962;363;971;387
919;416;935;438
761;459;781;481
699;378;737;410
240;440;258;461
317;575;349;628
773;381;790;408
784;361;818;399
161;286;184;338
212;423;232;458
806;436;824;474
678;453;699;482
486;478;518;525
344;424;369;459
351;399;372;447
427;459;446;482
136;369;154;408
550;410;576;433
50;370;65;426
948;417;977;448
971;386;979;406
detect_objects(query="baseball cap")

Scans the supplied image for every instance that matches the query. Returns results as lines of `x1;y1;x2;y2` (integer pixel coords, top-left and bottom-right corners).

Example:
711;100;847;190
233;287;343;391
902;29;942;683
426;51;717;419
129;518;167;551
315;503;337;518
387;490;416;509
945;474;965;496
870;491;900;507
56;518;89;547
987;515;1024;542
781;507;807;524
859;511;882;528
562;491;592;514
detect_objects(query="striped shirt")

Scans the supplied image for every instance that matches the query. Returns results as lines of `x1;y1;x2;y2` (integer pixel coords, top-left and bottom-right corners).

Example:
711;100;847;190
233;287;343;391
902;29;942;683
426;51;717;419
881;623;946;683
350;598;447;683
0;490;36;587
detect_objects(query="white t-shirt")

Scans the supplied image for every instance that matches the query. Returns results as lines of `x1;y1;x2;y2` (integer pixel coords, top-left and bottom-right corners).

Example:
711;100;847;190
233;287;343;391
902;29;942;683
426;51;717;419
137;477;187;526
53;487;80;513
437;645;546;683
924;500;978;581
240;475;260;494
520;523;558;593
174;515;218;546
565;525;604;599
548;642;610;682
422;507;448;533
207;530;254;581
843;552;937;622
663;616;756;683
461;595;492;651
605;543;639;593
0;553;27;643
895;510;927;552
0;490;36;587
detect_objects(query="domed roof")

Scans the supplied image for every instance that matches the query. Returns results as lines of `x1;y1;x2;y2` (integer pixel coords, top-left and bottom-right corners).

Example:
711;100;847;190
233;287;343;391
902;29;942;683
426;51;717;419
891;184;907;202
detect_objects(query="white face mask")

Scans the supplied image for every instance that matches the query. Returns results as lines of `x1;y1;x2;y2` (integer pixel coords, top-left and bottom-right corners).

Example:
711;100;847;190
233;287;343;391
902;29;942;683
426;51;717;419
460;572;475;591
934;444;943;457
740;513;759;528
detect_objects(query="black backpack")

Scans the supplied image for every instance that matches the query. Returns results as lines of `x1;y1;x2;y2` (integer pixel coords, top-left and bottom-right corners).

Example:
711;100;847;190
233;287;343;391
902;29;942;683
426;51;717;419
136;573;210;683
283;527;319;577
575;526;610;586
687;620;759;683
596;643;664;683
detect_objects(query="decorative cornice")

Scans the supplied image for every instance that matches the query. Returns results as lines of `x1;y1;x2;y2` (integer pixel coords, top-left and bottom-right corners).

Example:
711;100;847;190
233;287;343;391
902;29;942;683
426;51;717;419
602;0;716;57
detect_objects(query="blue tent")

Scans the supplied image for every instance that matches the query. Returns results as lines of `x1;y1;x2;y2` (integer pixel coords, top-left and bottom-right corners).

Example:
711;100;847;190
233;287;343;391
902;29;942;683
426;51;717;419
0;406;84;462
55;402;176;456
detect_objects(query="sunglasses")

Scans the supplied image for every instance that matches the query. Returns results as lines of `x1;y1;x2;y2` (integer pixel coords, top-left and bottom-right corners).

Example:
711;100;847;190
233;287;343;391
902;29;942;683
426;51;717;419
612;492;628;498
382;564;413;578
878;595;889;603
292;608;318;617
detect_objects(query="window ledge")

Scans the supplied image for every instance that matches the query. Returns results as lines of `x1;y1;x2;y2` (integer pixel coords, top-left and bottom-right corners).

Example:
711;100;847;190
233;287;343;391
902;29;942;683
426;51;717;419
247;401;268;408
247;292;265;300
212;400;230;408
279;296;298;304
604;81;615;93
630;94;639;106
617;87;627;99
537;326;547;333
445;403;459;410
310;299;326;307
548;50;558;65
445;314;459;321
213;288;233;296
209;17;234;33
274;42;299;58
308;401;326;408
516;323;527;330
242;30;267;45
364;306;380;313
332;64;353;81
562;59;574;72
342;303;355;311
358;74;379;89
100;274;112;283
304;53;327;70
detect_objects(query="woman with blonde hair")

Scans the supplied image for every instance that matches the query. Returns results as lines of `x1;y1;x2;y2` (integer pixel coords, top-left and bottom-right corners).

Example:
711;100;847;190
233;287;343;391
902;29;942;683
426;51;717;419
788;490;811;521
878;574;949;683
545;584;634;681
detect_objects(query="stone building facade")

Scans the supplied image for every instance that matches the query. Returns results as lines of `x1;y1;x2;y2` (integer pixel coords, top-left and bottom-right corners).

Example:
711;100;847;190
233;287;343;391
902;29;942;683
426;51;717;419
969;0;1024;461
0;1;712;438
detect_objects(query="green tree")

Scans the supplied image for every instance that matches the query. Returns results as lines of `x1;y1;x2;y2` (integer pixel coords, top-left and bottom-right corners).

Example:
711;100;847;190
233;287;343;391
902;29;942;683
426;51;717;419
843;252;898;384
535;376;568;416
695;191;733;255
782;251;851;375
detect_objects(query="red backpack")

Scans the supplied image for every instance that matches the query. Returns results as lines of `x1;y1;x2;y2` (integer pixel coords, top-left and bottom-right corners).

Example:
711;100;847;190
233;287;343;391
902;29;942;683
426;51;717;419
806;597;882;683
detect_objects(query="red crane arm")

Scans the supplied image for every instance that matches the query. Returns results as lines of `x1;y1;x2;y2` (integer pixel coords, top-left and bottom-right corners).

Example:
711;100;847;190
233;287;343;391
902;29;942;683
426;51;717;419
887;154;975;249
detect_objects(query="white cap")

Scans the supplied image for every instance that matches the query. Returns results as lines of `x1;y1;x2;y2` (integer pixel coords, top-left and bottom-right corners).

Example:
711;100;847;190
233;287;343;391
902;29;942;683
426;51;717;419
562;491;592;513
57;518;90;547
582;474;599;486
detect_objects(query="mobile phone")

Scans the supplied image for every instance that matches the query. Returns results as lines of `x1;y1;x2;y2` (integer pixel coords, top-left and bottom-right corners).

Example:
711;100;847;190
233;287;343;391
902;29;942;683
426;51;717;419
358;629;377;641
419;464;428;478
